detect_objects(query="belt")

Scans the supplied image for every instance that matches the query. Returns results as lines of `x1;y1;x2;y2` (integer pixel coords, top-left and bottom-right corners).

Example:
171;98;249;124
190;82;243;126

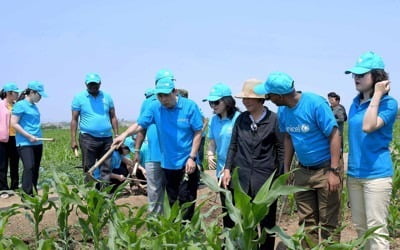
299;160;330;170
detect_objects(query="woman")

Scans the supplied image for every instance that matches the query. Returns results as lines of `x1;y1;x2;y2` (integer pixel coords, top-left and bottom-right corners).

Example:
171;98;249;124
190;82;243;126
345;51;398;250
222;79;284;250
203;83;240;227
0;83;22;197
11;81;48;196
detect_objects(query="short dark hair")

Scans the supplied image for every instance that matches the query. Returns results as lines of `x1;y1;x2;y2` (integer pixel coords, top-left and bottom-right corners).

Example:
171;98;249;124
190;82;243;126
370;69;389;98
327;92;340;101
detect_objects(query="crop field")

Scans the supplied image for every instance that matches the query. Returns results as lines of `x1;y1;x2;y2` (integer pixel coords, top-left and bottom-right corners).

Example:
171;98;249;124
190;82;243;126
0;122;399;249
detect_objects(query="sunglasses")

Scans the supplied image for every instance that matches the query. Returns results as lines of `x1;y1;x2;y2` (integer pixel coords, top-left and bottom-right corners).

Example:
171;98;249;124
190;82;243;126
352;73;368;79
209;100;221;106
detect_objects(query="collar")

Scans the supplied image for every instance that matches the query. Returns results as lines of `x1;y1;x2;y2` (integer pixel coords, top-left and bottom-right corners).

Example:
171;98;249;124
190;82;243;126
85;90;103;97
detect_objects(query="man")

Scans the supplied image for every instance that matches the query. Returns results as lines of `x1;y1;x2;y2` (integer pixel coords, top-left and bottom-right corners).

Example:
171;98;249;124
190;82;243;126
113;76;203;220
134;86;164;215
327;92;347;154
70;73;118;182
254;72;342;246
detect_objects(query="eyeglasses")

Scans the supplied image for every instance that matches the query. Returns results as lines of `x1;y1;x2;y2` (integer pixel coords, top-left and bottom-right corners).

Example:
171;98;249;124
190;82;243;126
352;73;367;79
209;100;221;106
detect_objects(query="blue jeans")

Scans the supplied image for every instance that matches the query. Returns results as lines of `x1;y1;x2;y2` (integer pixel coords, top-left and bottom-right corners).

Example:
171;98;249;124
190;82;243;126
79;133;112;182
145;162;165;214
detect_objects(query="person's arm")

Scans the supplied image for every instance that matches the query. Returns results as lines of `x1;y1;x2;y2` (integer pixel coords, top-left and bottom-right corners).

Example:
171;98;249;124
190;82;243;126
362;80;390;133
222;118;239;188
185;130;202;174
11;115;37;142
70;110;79;150
112;123;144;148
133;130;147;163
109;107;119;136
327;127;341;192
335;106;346;123
274;119;285;175
283;133;294;173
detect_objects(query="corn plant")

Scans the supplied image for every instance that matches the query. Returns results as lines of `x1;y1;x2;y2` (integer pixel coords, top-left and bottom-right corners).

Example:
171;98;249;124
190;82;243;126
388;140;400;237
19;184;56;247
0;204;20;248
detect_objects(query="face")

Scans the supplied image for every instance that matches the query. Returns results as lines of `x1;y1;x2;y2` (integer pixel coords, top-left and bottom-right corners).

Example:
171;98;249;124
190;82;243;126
157;91;177;108
209;99;227;115
267;94;285;106
352;72;373;93
242;98;263;112
30;91;42;103
86;82;100;96
7;91;19;102
328;97;339;107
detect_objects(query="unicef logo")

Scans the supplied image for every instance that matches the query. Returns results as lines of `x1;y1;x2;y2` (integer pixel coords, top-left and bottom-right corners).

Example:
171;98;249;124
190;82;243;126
300;124;310;133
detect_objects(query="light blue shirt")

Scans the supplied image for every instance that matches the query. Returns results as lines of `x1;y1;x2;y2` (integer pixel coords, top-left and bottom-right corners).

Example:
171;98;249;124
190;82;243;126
348;95;398;178
139;96;161;163
138;96;203;169
207;111;240;177
71;90;114;137
12;99;42;146
278;92;337;166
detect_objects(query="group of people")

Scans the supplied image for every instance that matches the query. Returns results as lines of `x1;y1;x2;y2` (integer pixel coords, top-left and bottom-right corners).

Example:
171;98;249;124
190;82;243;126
0;51;397;249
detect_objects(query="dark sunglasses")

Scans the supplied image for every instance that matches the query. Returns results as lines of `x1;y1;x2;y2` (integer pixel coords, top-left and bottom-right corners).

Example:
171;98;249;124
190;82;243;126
209;100;221;106
352;73;367;79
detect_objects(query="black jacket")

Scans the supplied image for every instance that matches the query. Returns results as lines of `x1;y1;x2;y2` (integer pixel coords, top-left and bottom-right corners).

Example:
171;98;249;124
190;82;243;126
225;107;284;196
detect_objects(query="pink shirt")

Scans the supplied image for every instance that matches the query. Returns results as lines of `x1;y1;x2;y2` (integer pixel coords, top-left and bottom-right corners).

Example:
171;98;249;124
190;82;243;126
0;100;11;142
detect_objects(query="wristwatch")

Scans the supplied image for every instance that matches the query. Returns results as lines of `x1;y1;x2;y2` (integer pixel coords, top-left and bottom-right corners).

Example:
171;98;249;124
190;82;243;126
327;167;340;175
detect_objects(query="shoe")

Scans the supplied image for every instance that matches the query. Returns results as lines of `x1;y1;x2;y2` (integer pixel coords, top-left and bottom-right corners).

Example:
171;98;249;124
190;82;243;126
0;193;10;199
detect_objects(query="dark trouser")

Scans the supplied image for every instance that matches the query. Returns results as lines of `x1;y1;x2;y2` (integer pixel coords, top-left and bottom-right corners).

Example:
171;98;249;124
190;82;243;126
0;136;20;190
221;183;277;250
18;144;42;195
79;133;112;182
163;167;199;221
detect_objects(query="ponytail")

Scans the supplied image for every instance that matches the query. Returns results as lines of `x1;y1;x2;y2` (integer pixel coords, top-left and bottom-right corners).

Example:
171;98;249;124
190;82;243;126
0;89;5;100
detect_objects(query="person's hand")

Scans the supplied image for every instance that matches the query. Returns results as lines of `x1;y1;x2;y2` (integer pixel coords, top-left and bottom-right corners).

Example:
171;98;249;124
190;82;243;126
207;154;216;170
71;141;78;150
139;166;147;178
29;135;38;143
327;172;341;192
117;174;126;182
112;134;126;148
185;157;197;174
222;169;231;189
374;80;390;96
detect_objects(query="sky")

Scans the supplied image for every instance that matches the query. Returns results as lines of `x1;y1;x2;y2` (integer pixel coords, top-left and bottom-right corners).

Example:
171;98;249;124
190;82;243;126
1;0;399;122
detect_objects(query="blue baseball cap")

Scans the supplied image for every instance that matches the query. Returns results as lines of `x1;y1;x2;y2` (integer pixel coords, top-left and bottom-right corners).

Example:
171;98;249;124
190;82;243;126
154;77;175;94
202;83;232;102
155;69;175;84
3;82;22;93
144;88;155;98
345;51;385;74
254;72;294;96
85;73;101;84
28;81;48;97
124;136;135;152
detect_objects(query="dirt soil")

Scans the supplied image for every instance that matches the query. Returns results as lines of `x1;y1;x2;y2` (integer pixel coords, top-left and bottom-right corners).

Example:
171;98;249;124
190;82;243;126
0;168;398;249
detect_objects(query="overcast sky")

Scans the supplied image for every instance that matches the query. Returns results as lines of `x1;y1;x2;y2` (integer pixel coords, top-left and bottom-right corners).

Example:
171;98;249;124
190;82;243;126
1;0;399;122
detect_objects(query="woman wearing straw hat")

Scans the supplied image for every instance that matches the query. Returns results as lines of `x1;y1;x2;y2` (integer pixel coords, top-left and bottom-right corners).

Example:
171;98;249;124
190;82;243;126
0;83;22;197
11;81;48;196
222;79;284;250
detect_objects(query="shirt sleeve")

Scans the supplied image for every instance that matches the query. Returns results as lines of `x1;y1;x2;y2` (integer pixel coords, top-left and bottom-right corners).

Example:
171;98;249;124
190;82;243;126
224;114;240;170
11;102;24;116
378;97;398;125
207;116;214;139
315;101;338;137
190;103;204;132
137;102;155;129
71;95;81;111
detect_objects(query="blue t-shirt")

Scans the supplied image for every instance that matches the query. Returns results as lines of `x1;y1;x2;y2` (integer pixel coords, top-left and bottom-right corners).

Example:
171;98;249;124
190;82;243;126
348;95;398;179
278;92;338;166
137;96;203;169
207;111;240;177
139;96;162;163
12;99;42;146
71;90;114;137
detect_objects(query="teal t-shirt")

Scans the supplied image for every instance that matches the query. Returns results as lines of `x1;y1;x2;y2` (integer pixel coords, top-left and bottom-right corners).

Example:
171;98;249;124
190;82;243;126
12;99;42;146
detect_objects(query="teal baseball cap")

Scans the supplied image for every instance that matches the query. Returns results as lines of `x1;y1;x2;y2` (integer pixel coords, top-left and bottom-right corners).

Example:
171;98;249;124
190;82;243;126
345;51;385;74
154;77;175;94
3;82;22;93
144;88;155;98
254;71;294;96
124;136;135;152
155;69;175;84
202;83;232;101
28;81;48;97
85;73;101;84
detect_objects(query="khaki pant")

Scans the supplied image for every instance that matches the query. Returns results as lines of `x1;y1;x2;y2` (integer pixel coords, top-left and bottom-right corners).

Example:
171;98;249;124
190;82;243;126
347;176;392;250
294;165;342;246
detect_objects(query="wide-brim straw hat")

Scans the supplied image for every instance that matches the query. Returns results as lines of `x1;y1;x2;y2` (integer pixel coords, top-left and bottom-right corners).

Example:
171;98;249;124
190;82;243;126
235;78;265;99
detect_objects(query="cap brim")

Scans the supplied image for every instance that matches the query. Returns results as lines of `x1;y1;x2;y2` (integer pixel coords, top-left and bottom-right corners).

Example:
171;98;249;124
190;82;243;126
203;95;222;102
154;88;173;94
39;91;48;98
253;83;268;95
344;67;371;74
234;93;265;99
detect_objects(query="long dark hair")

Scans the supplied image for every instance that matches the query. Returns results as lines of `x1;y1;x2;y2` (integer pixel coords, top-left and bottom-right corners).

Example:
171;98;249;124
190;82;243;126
0;89;6;100
368;69;389;98
219;96;240;119
17;88;36;102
